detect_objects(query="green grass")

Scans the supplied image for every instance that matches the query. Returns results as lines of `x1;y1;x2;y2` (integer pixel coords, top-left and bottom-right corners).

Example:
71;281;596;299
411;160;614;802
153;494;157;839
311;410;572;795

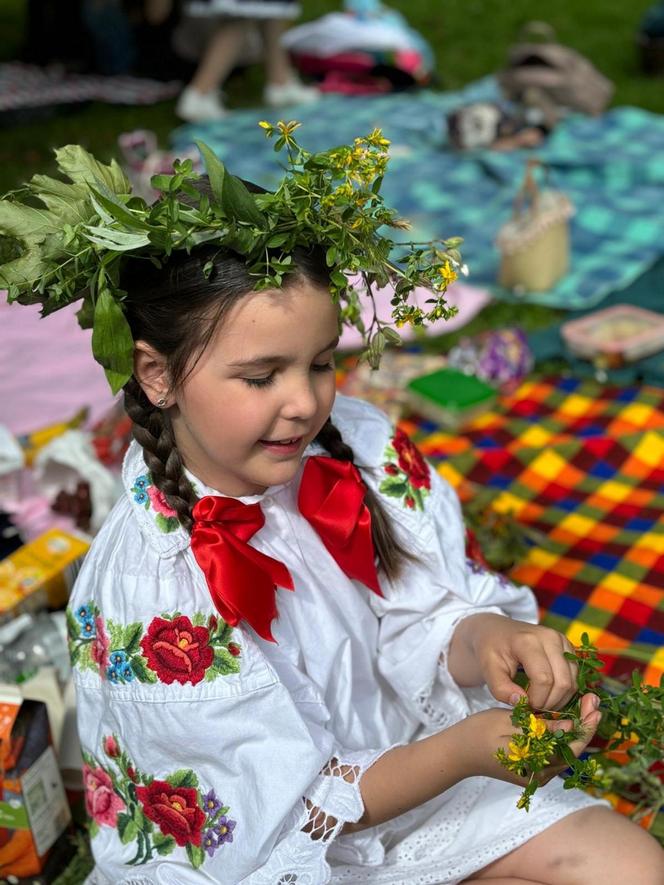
0;0;662;195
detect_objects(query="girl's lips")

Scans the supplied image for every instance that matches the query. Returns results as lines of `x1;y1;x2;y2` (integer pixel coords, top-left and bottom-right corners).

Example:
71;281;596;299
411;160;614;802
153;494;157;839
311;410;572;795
259;437;303;455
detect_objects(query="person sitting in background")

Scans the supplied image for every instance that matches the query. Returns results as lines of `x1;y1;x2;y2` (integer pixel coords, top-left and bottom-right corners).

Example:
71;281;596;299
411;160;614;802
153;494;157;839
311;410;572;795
176;0;319;121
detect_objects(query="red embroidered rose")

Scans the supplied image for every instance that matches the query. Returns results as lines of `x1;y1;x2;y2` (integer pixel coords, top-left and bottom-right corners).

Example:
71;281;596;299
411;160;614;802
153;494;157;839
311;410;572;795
383;463;398;476
141;616;214;685
91;616;110;671
392;429;430;490
227;642;241;657
136;780;206;847
83;764;125;828
103;735;120;757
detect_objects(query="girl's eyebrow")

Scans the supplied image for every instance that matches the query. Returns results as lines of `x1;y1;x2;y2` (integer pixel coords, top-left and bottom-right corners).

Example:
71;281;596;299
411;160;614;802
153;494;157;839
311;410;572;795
227;336;340;369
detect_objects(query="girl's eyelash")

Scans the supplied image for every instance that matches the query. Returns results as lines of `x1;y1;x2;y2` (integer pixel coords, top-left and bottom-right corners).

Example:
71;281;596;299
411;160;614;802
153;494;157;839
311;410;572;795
243;363;334;389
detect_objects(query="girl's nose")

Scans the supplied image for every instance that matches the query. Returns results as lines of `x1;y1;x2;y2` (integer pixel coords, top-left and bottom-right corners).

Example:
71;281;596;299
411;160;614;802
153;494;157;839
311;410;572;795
281;375;319;422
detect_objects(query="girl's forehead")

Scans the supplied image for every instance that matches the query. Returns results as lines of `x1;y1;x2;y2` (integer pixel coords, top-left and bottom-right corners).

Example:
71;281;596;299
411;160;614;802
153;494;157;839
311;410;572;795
213;282;339;359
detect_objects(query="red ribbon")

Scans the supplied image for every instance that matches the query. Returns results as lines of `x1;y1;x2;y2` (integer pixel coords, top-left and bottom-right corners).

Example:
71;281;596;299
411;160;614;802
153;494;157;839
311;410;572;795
298;455;382;597
191;496;294;642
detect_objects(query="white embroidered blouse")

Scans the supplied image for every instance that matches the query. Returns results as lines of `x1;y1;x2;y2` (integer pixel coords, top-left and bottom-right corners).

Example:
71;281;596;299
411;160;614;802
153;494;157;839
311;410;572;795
70;395;600;885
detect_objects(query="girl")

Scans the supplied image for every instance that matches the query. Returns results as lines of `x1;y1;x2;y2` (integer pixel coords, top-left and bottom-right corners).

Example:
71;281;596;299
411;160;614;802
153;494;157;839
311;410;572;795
4;137;663;885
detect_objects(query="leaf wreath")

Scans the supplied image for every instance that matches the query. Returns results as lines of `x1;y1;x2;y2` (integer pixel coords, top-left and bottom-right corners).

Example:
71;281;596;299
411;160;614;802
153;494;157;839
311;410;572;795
0;121;463;394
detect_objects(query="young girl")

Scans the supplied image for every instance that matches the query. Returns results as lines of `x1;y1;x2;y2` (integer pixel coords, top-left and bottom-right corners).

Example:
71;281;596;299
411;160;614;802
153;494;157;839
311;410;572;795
3;134;663;885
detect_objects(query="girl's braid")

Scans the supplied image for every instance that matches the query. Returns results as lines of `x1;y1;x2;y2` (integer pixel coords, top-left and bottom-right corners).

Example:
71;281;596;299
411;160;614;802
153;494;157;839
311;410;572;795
316;418;414;581
124;378;199;534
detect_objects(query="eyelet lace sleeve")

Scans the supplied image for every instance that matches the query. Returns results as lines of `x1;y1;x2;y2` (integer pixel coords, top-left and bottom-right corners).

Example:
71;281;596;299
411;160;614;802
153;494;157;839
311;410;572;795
245;747;394;885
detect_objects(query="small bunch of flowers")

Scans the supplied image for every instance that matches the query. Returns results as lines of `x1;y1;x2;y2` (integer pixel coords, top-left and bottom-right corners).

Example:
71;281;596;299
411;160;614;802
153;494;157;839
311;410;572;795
497;633;664;842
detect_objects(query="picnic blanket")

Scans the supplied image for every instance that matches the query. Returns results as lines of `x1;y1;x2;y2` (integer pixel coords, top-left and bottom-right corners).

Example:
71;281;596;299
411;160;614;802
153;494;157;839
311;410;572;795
172;77;664;310
0;63;180;112
400;374;664;687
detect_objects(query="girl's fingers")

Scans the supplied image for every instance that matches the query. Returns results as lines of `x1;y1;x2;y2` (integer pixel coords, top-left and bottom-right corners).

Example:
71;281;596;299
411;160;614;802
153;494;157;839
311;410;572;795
518;646;556;709
545;634;578;709
568;693;601;756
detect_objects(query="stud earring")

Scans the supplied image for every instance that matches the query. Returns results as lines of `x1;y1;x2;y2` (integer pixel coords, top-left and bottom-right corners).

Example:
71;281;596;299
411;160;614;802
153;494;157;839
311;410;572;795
156;397;167;408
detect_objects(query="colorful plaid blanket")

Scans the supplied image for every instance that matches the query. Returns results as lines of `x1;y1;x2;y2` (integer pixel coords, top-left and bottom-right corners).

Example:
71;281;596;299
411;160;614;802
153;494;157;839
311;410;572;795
400;375;664;687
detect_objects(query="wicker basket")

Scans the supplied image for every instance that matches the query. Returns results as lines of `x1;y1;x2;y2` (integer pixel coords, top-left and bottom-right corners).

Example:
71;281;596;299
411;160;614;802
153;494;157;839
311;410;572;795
497;159;574;293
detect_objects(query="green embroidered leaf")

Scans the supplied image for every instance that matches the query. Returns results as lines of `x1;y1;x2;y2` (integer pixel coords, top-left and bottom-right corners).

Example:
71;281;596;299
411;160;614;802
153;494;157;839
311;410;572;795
78;642;97;674
88;819;100;839
123;622;143;656
212;647;241;676
196;141;263;227
211;620;233;644
191;612;206;628
108;620;124;650
378;479;408;498
154;834;176;856
55;145;131;195
131;655;157;684
186;843;206;870
69;643;81;667
91;288;134;394
66;607;81;642
166;769;199;789
117;812;138;845
411;486;425;511
155;513;179;534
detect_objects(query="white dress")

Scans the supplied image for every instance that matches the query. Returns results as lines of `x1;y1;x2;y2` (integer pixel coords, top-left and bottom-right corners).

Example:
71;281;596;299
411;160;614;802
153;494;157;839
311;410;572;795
69;395;602;885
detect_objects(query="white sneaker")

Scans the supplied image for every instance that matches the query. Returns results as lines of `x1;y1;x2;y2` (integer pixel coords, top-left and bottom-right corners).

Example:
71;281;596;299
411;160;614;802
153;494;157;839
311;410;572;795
175;87;227;123
263;80;320;108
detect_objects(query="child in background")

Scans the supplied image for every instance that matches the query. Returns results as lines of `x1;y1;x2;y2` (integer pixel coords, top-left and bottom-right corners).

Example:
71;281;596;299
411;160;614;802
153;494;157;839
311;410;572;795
2;129;663;884
176;0;318;120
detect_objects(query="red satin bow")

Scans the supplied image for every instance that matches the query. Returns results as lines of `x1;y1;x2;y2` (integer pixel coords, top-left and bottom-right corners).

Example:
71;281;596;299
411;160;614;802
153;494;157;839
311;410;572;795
191;496;294;642
298;455;382;597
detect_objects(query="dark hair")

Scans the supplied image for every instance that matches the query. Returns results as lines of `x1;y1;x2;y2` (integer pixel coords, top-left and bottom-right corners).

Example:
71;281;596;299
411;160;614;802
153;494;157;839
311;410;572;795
122;180;412;581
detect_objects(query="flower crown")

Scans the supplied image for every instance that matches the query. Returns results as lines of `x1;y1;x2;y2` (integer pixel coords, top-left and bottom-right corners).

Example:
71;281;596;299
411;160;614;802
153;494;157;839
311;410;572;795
0;121;462;393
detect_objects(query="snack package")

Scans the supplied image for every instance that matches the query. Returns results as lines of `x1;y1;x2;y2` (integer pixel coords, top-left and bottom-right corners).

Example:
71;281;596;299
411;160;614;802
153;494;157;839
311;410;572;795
0;688;71;878
0;529;90;624
406;367;497;428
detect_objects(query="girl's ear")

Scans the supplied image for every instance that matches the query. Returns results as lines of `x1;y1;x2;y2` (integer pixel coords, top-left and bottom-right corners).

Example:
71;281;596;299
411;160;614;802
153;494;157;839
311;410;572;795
133;341;172;407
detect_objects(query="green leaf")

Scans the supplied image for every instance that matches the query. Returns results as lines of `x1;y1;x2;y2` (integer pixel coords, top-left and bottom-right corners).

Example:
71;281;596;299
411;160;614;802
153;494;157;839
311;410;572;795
212;647;241;675
108;620;125;650
29;174;90;224
55;145;131;195
130;654;158;684
0;199;61;244
89;186;151;231
91;288;134;394
191;612;206;627
118;812;138;845
84;225;151;251
123;622;144;656
88;818;100;839
186;843;206;870
153;833;176;856
166;769;199;789
195;140;263;227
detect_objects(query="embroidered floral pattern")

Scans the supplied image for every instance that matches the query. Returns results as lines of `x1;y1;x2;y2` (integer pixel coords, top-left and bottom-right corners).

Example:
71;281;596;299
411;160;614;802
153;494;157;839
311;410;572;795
131;473;179;533
379;428;431;511
67;606;241;685
82;736;236;869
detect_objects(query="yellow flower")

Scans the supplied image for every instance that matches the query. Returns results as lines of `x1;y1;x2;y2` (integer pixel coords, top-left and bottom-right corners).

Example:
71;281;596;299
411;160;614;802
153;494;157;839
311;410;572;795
438;261;458;286
258;120;272;130
528;714;547;739
367;127;390;148
507;740;531;763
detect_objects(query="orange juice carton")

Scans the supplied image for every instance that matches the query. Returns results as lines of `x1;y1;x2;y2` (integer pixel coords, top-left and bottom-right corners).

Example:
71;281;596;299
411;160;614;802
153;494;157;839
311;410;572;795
0;688;71;878
0;529;90;624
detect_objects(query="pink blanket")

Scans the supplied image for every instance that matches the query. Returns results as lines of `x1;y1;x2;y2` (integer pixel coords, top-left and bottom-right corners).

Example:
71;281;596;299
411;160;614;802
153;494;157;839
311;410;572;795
1;280;490;437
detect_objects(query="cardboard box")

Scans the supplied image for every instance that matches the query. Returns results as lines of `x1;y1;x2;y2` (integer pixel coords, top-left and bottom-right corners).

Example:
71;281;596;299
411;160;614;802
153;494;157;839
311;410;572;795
0;688;71;878
0;529;89;623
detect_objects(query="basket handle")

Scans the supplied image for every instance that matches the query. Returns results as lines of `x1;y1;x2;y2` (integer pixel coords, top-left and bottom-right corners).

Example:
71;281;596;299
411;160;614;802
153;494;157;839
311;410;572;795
512;158;548;219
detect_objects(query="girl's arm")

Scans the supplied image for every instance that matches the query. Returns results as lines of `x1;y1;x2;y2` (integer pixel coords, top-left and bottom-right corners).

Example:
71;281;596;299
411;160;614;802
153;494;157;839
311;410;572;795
343;694;600;834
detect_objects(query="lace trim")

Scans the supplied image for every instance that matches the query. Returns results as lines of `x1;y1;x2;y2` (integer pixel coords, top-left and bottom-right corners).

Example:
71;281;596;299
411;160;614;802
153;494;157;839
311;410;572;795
245;747;392;884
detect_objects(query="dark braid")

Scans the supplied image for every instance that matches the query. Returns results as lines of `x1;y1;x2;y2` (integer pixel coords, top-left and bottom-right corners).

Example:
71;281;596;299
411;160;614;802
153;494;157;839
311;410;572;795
315;419;415;582
124;378;199;534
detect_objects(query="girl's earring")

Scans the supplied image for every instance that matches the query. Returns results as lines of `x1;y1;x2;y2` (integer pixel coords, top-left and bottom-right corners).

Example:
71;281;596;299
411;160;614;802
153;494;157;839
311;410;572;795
156;397;167;408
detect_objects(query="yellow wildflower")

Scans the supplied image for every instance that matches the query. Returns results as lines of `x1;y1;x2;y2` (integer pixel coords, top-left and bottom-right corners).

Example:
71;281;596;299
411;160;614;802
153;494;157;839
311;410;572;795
507;740;531;763
528;714;547;739
367;127;391;148
438;261;458;286
258;120;272;130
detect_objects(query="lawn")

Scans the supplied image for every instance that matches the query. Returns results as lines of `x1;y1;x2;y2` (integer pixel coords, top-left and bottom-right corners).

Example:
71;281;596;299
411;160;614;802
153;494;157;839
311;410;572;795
0;0;661;196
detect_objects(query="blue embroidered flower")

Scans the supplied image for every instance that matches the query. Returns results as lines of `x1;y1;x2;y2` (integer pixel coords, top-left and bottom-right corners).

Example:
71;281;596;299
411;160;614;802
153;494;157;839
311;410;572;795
134;474;150;491
107;657;135;684
133;489;149;505
202;789;221;816
76;604;94;625
119;662;135;682
110;650;128;667
79;617;96;639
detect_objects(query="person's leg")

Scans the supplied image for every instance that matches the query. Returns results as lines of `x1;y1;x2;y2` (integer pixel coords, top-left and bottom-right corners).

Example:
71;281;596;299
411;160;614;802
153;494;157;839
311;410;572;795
189;18;247;94
467;806;664;885
259;17;318;106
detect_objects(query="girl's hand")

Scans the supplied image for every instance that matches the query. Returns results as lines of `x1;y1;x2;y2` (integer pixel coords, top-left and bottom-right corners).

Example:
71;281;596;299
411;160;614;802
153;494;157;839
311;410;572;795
449;613;578;709
461;693;602;786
